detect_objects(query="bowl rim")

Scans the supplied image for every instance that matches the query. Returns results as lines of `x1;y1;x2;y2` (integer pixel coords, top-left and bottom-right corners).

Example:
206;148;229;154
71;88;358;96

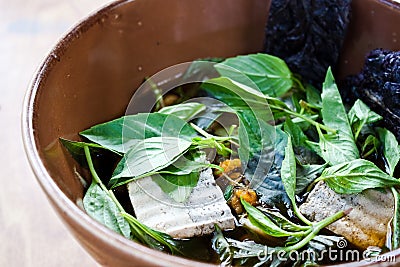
21;0;400;266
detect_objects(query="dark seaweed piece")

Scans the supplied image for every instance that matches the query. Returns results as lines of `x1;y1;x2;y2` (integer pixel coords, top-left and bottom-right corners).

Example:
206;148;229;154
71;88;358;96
251;128;291;207
264;0;351;87
343;49;400;141
383;82;400;116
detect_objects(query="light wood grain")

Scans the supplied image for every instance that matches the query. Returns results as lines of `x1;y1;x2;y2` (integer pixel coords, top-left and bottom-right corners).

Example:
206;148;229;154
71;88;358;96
0;1;111;266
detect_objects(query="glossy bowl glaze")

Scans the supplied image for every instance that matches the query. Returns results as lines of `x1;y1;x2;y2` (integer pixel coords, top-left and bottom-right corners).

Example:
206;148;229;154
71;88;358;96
22;0;400;266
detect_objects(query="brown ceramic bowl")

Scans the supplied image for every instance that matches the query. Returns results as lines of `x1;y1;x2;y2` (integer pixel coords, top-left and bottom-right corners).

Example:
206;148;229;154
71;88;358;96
22;0;400;266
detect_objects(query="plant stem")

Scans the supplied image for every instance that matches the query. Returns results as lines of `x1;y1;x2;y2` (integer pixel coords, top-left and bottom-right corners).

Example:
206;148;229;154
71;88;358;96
146;76;164;110
292;76;306;92
263;210;311;231
121;212;183;254
391;187;400;249
283;209;349;252
122;212;160;241
108;189;126;212
228;125;237;136
306;176;325;192
84;146;137;228
314;208;351;230
192;136;233;157
354;121;365;142
292;202;313;226
282;230;315;252
362;147;376;158
84;146;126;211
299;99;320;111
269;104;336;134
190;123;233;142
84;146;107;189
190;122;212;138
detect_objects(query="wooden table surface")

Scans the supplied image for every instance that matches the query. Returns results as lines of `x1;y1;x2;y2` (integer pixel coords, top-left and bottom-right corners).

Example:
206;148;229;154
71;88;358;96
0;1;111;266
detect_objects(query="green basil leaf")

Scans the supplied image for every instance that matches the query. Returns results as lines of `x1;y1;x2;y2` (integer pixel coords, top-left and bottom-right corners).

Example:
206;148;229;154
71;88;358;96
291;114;320;131
112;149;212;190
295;163;327;194
83;182;131;238
306;83;322;109
201;77;272;120
281;137;296;204
318;133;359;166
215;53;293;97
238;121;278;179
241;199;294;237
259;208;309;232
158;150;212;176
201;76;292;131
181;58;223;81
151;151;210;202
59;138;118;167
321;68;354;133
283;116;309;149
80;113;197;153
212;225;233;266
319;68;359;165
291;91;303;113
377;128;400;176
361;135;380;157
157;102;206;121
120;211;185;255
348;99;382;140
285;236;304;247
60;138;106;152
348;99;382;126
201;77;274;170
82;144;209;259
152;172;200;203
305;140;323;158
190;98;233;130
391;187;400;249
110;137;192;187
156;171;200;187
321;159;400;194
224;185;234;201
255;127;290;206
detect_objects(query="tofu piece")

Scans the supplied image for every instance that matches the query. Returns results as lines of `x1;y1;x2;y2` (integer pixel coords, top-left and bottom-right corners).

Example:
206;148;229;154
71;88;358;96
299;182;394;250
128;168;235;239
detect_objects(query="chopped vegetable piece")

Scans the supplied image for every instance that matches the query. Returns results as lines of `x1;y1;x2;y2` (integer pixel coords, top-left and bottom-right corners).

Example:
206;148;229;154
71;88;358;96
300;182;393;250
128;168;235;239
